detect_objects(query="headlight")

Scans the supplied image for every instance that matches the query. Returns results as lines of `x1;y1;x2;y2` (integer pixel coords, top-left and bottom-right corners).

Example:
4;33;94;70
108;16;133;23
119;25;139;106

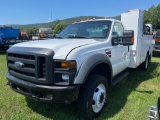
62;74;70;81
54;60;77;85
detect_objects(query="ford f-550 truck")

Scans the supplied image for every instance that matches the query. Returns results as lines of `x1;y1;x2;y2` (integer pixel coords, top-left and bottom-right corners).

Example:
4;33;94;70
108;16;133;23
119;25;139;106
6;9;153;119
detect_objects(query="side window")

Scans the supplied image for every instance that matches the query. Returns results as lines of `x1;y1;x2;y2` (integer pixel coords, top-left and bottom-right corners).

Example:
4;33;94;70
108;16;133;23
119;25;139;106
112;22;124;36
143;23;151;35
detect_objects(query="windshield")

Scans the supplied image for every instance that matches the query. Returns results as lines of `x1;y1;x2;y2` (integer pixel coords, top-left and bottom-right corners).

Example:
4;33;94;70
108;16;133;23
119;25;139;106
57;20;111;39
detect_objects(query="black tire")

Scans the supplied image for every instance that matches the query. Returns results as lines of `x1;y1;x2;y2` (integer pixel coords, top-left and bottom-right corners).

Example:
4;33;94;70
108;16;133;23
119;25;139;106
140;54;149;71
78;75;109;120
157;97;160;119
148;54;152;62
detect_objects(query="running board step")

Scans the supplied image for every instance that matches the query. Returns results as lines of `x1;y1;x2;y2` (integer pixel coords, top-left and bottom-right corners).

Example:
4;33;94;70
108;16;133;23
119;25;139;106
111;71;129;87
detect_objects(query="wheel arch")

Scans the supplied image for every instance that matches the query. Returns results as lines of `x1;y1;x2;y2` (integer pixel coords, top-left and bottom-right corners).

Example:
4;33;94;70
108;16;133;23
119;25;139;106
86;62;112;86
74;54;113;86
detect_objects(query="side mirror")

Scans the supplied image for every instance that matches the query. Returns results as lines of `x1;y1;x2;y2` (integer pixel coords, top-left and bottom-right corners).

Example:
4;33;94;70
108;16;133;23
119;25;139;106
112;30;134;46
112;35;119;46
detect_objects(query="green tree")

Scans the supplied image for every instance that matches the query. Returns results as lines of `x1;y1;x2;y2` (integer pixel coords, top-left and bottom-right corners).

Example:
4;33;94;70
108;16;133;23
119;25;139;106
54;21;68;34
155;4;160;29
144;4;160;30
25;27;38;35
51;19;61;30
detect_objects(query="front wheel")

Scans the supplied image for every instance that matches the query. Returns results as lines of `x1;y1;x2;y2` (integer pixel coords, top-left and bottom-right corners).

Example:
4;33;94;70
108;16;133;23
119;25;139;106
78;75;109;120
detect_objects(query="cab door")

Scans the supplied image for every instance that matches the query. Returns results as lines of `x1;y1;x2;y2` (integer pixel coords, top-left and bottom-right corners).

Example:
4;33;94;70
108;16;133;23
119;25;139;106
110;22;129;76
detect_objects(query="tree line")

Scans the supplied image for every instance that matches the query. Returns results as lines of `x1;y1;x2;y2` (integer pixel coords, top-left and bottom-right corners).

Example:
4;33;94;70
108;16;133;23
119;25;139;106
144;4;160;30
20;20;68;35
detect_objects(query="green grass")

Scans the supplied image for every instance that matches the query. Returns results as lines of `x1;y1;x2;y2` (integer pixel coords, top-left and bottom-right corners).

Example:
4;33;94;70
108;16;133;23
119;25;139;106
0;52;160;120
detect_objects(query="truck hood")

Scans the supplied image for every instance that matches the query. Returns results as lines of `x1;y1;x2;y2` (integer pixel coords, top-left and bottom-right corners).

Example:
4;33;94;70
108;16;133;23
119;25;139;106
13;39;97;59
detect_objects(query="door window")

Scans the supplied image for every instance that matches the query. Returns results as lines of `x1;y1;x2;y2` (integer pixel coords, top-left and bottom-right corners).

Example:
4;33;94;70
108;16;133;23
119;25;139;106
112;22;124;36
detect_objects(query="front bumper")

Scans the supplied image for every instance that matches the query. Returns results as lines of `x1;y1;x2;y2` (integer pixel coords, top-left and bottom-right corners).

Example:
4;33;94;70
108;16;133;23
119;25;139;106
6;73;80;103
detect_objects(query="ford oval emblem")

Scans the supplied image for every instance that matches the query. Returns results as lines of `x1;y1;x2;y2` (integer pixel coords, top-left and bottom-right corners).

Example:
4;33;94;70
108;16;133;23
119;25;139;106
14;61;25;69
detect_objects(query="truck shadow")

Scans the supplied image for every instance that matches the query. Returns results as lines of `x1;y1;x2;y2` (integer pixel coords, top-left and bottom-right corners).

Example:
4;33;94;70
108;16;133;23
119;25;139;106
26;98;84;120
26;62;160;120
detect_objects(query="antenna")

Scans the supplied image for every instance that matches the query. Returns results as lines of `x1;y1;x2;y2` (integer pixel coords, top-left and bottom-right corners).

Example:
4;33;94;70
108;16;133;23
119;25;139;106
51;11;52;22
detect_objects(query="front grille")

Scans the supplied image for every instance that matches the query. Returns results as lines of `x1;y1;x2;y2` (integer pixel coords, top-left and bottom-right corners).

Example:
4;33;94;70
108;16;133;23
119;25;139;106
8;53;36;79
7;47;54;84
38;56;46;79
9;68;36;78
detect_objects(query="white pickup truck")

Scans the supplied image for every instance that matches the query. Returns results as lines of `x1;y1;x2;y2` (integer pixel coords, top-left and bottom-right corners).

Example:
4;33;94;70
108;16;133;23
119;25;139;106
6;9;153;119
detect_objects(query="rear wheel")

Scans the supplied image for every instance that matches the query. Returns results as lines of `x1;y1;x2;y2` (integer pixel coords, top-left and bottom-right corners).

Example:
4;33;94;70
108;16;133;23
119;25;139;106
140;54;149;71
157;97;160;119
78;75;109;120
148;54;152;62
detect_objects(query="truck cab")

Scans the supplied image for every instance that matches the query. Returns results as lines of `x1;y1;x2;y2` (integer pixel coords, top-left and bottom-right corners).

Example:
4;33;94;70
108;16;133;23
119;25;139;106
6;9;153;119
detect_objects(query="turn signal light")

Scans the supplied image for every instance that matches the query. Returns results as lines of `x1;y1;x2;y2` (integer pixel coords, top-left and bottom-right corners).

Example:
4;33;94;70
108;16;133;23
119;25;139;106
60;61;77;69
61;62;69;68
131;38;134;43
70;61;76;69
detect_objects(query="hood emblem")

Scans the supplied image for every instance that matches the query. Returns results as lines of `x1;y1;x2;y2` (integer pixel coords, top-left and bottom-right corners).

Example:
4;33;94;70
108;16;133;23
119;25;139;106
14;61;25;69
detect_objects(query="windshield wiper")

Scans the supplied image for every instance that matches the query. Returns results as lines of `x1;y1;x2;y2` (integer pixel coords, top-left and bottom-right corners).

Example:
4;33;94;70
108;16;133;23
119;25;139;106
67;36;92;39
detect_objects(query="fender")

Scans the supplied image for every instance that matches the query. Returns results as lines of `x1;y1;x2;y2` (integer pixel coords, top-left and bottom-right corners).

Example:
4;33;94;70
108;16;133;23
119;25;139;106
74;53;113;84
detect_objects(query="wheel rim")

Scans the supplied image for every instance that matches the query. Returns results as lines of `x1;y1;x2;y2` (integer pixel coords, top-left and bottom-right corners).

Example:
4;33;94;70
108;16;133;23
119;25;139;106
92;84;106;113
145;56;148;69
